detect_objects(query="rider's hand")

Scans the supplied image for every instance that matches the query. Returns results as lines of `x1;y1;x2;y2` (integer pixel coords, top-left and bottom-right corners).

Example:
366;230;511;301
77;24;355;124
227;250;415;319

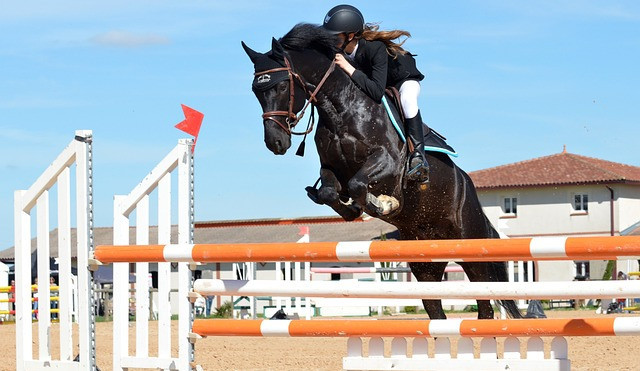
334;54;356;76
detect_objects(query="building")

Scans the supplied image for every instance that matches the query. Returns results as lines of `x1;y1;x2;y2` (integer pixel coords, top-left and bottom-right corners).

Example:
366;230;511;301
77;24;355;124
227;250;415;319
469;148;640;280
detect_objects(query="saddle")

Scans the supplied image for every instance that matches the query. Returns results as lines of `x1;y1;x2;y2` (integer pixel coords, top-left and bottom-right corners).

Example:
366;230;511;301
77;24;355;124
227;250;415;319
383;87;457;157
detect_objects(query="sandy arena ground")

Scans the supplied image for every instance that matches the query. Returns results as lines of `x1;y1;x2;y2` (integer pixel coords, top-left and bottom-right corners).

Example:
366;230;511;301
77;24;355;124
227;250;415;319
1;310;639;370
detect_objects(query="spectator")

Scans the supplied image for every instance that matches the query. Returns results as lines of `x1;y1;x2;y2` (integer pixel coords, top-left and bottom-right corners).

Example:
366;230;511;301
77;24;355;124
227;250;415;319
9;280;15;314
194;296;205;317
50;276;58;320
32;277;38;320
205;295;214;317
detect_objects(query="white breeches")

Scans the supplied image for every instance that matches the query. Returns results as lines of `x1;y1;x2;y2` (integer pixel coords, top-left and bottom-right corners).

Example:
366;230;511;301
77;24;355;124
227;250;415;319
398;80;421;119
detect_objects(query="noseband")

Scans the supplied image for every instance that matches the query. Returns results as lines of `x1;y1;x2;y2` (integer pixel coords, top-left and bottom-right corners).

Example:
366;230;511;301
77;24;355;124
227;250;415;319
254;55;336;135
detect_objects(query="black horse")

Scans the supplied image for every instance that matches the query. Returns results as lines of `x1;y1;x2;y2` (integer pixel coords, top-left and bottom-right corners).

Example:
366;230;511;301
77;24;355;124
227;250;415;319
243;24;521;319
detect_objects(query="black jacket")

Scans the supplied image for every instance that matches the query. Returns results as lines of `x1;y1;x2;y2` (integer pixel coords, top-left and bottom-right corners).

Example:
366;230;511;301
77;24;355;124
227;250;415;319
349;39;425;102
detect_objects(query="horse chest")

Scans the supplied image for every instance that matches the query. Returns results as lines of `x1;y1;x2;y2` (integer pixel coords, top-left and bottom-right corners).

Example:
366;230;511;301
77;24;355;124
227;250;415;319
316;128;368;168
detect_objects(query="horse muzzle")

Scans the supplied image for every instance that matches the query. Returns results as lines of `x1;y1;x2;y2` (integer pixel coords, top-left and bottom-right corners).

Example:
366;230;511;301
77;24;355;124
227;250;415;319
263;119;292;155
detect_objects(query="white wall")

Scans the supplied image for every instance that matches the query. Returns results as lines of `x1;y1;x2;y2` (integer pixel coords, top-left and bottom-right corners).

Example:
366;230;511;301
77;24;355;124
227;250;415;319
478;184;622;237
476;183;640;281
617;185;640;231
537;261;576;281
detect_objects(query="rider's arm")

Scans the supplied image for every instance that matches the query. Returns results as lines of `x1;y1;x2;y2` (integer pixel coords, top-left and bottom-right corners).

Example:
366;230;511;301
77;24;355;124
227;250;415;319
350;41;388;103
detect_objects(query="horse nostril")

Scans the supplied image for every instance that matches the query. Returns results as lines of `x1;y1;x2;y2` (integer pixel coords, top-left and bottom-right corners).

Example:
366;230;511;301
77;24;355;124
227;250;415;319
275;140;282;150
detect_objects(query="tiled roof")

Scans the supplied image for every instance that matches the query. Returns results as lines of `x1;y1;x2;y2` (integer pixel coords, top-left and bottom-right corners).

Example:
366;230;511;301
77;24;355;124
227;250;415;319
469;151;640;189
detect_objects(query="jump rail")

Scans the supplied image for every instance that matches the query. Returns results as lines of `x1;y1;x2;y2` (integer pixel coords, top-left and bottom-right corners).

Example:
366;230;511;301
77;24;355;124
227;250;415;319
192;318;640;337
310;267;413;274
94;236;640;263
194;279;640;300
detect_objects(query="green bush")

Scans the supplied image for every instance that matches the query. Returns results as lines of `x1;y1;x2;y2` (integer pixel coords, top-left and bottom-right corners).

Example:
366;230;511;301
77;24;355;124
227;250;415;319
463;305;478;313
602;260;615;280
213;301;233;318
404;306;417;314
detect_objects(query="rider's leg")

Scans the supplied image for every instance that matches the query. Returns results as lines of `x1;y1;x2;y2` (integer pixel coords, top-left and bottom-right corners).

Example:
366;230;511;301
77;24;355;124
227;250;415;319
399;80;429;182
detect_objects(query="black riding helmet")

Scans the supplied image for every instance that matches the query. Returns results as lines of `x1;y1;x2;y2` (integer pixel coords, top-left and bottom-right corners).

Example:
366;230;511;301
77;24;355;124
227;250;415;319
322;4;364;35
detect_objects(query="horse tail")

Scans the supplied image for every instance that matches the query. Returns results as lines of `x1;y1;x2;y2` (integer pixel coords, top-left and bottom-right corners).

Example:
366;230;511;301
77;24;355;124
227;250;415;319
490;261;524;319
497;299;523;319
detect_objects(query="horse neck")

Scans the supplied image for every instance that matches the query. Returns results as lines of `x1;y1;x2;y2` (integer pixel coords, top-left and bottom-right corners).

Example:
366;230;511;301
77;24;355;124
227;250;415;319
290;50;385;131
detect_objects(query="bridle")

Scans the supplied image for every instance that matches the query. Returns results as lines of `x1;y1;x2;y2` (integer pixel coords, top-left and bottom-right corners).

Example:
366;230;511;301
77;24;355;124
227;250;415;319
254;54;336;135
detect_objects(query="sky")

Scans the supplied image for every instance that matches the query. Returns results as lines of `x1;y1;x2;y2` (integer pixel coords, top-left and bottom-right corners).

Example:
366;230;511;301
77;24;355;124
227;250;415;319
1;1;639;249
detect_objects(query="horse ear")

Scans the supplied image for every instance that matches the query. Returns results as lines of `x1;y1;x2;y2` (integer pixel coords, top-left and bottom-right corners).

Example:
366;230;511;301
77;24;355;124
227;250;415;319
241;41;261;64
271;37;285;62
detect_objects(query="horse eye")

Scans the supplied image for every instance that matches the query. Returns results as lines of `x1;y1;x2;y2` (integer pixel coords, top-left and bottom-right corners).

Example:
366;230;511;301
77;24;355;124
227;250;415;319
278;82;288;93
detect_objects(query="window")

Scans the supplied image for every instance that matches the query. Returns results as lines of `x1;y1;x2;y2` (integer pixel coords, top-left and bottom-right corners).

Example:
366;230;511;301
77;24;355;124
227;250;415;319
574;261;590;280
504;197;517;215
574;194;588;212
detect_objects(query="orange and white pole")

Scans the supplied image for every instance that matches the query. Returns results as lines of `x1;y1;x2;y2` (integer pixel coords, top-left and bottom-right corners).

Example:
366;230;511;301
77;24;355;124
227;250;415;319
192;318;640;338
94;236;640;263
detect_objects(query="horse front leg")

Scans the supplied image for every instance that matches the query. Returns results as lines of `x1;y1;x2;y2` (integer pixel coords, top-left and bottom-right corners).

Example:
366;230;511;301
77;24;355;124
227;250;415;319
347;148;400;216
310;168;363;221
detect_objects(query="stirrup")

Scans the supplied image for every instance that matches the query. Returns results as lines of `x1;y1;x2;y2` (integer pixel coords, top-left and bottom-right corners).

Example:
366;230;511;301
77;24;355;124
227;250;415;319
406;151;429;183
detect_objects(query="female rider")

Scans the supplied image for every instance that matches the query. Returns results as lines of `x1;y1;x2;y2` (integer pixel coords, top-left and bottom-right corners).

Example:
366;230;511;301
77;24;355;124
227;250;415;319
322;4;429;183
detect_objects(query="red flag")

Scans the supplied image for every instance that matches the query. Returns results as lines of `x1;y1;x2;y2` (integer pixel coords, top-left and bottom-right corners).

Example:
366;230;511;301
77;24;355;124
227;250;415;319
175;104;204;152
298;226;310;235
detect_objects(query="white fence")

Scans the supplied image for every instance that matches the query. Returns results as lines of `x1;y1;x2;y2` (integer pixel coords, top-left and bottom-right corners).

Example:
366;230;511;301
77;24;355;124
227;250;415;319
112;138;194;370
14;130;95;370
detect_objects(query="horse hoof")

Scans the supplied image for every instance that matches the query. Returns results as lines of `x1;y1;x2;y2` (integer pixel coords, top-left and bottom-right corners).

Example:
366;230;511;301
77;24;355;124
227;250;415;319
305;186;323;205
377;195;400;214
366;193;400;216
340;204;363;221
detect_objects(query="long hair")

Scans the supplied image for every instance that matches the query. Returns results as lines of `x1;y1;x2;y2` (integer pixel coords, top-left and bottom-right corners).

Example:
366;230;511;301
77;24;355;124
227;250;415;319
360;23;411;58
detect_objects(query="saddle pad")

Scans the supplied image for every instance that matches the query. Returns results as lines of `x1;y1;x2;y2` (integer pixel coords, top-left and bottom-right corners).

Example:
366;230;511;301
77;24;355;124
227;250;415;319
381;95;458;157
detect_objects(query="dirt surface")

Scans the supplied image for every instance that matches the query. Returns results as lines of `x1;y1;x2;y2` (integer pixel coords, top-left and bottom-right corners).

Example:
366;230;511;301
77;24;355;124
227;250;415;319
2;310;639;370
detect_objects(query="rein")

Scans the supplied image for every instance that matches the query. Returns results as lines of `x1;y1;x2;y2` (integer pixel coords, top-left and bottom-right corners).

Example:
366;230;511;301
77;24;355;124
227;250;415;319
254;56;336;136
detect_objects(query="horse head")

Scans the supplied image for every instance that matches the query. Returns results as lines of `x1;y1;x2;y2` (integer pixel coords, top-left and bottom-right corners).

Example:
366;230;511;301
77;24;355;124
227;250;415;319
243;24;405;219
242;38;308;155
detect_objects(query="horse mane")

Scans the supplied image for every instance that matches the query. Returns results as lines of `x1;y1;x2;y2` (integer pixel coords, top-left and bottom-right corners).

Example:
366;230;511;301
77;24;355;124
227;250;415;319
279;23;339;58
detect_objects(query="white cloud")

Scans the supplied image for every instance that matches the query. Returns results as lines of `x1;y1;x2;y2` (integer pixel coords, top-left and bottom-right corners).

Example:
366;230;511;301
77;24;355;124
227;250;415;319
0;1;267;22
90;30;170;48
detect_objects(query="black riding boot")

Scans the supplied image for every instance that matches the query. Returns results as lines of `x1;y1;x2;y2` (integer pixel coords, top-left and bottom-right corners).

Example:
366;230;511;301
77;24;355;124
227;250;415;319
405;111;429;183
